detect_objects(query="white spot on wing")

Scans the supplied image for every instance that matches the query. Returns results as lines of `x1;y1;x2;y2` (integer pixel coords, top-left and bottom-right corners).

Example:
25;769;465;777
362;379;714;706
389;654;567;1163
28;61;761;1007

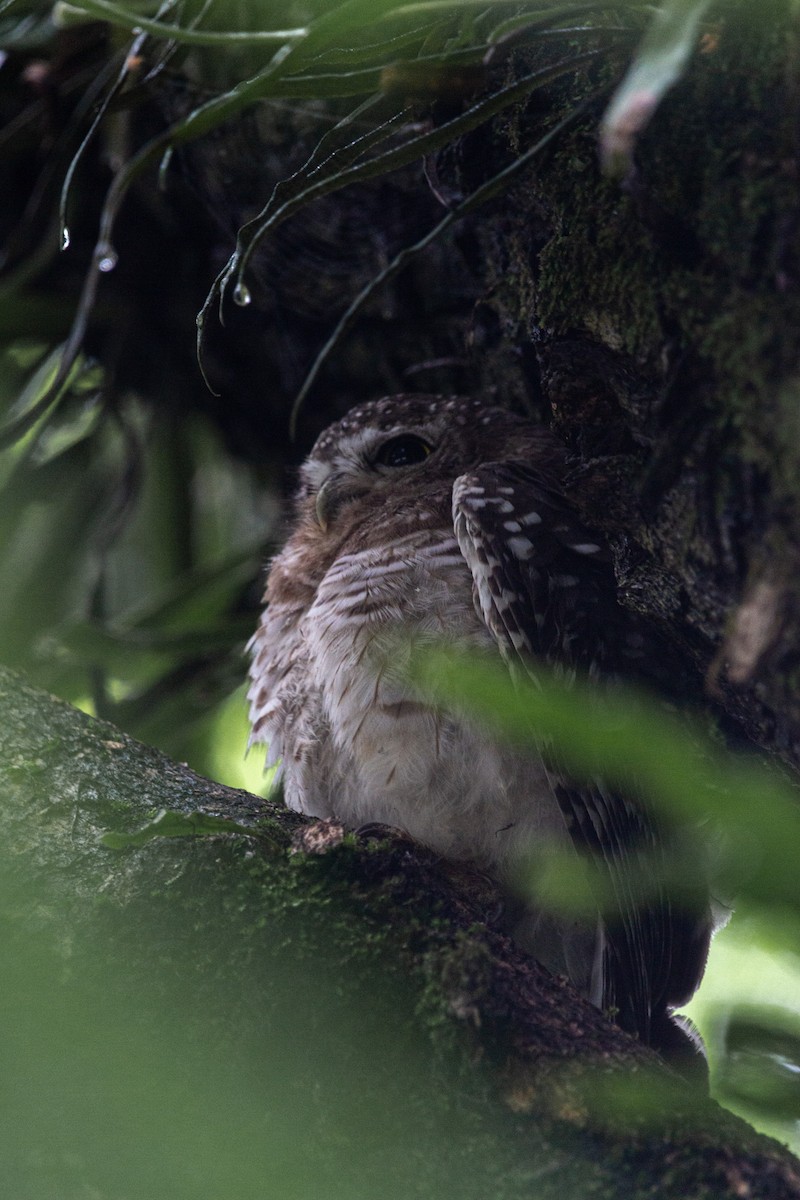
506;536;536;559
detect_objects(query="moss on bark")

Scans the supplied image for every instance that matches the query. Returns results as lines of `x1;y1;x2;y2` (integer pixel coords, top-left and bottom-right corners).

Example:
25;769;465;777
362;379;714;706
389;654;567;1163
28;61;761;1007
2;666;799;1198
473;2;800;766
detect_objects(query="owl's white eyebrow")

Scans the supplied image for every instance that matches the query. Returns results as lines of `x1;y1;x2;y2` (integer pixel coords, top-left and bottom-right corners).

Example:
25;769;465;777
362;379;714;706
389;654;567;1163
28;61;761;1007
301;458;337;490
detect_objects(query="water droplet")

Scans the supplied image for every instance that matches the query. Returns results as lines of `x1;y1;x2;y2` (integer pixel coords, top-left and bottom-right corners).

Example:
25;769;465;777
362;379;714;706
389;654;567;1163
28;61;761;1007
233;282;251;307
61;227;70;251
96;244;118;273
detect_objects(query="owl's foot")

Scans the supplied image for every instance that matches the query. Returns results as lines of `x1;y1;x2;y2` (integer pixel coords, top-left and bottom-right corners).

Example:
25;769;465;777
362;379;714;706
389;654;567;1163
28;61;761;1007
290;819;347;855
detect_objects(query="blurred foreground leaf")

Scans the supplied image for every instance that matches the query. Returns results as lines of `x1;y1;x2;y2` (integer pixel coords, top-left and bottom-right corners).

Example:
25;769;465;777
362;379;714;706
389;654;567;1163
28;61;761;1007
599;0;711;174
719;1006;800;1121
685;914;800;1151
100;804;274;848
413;648;800;931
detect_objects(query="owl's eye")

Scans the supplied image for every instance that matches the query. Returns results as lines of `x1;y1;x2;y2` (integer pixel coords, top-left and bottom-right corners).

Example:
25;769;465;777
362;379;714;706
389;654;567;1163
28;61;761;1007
373;434;432;468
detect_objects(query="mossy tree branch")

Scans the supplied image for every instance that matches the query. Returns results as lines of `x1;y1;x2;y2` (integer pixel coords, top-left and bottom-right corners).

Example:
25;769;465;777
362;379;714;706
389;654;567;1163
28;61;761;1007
2;664;799;1198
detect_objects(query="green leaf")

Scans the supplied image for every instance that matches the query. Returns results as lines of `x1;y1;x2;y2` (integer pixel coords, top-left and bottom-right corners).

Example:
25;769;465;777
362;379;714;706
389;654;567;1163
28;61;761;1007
0;343;91;449
599;0;711;175
101;806;278;849
411;647;800;926
716;1004;800;1122
53;0;307;43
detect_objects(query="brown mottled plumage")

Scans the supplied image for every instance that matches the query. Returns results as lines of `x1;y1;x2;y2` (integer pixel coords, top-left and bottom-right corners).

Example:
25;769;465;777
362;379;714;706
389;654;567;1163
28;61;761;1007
248;394;715;1056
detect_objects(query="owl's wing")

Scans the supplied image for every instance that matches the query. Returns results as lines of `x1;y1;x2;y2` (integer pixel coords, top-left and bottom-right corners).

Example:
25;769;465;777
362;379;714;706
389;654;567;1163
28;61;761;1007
452;460;711;1049
452;460;657;680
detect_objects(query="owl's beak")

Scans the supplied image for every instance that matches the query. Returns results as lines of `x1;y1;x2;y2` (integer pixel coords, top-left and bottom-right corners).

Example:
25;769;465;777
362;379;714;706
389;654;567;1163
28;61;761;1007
314;474;342;533
315;471;368;531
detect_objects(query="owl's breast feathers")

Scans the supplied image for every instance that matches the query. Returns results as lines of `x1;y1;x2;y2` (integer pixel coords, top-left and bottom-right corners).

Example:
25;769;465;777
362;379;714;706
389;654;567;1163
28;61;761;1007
249;522;558;862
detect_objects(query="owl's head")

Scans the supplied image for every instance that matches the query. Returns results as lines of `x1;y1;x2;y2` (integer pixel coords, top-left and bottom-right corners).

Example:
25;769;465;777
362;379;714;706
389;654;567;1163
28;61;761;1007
296;393;545;536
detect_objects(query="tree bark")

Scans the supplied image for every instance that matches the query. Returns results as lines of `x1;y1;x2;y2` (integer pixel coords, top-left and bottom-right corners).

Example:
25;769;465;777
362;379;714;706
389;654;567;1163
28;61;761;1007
2;665;798;1198
467;5;800;768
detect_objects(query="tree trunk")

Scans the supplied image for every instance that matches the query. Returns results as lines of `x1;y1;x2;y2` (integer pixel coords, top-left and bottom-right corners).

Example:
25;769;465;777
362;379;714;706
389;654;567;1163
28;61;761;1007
468;5;800;769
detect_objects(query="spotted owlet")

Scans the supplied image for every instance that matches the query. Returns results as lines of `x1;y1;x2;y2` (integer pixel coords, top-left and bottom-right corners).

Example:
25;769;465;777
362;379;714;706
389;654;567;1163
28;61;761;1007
248;393;714;1054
